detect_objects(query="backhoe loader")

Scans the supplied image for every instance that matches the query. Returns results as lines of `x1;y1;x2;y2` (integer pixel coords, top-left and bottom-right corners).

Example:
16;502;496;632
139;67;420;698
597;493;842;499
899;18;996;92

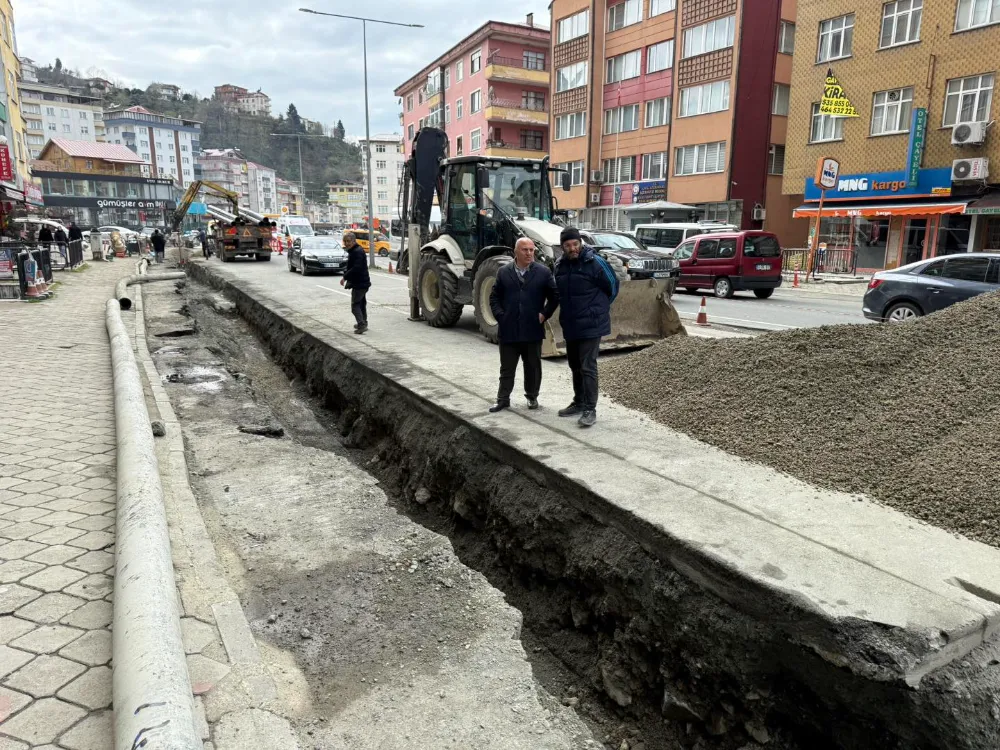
398;127;684;357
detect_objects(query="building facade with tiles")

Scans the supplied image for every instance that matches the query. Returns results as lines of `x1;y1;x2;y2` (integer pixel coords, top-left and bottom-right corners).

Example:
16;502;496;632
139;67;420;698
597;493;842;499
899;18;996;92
784;0;1000;271
548;0;805;245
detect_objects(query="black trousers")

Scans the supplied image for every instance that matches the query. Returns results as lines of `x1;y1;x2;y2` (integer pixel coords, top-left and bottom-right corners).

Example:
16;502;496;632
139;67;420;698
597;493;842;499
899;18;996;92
566;337;601;410
497;341;543;403
351;287;368;327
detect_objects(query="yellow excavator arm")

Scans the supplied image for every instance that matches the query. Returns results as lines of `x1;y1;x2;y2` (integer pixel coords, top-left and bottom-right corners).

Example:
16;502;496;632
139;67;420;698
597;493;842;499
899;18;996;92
170;180;240;232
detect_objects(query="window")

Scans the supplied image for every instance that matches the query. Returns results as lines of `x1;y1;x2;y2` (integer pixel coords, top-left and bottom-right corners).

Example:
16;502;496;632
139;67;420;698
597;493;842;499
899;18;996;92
679;81;730;117
779;21;795;54
554;111;586;139
61;109;70;118
182;157;190;164
418;90;424;104
375;143;387;153
471;128;482;151
377;176;388;185
871;87;913;135
524;51;546;70
408;124;415;140
79;111;88;119
470;90;482;113
457;98;464;119
170;155;176;163
378;191;389;200
956;0;1000;31
768;144;785;175
456;136;463;155
558;9;589;42
456;60;464;81
817;14;854;62
81;126;89;135
445;67;451;89
697;239;720;259
642;152;667;180
24;103;41;114
46;106;55;116
520;129;544;150
523;91;546;110
28;120;43;131
608;0;641;31
471;49;482;74
674;142;727;175
943;256;991;281
603;156;636;182
376;160;387;169
27;134;44;145
647;41;674;73
48;123;56;131
142;153;150;160
881;0;922;47
772;84;790;116
683;16;735;58
943;74;994;126
156;142;163;150
605;104;641;134
810;102;845;142
673;240;696;260
62;124;71;133
406;94;413;112
606;51;641;83
445;103;451;123
557;61;589;92
559;160;585;186
650;0;676;16
646;97;671;127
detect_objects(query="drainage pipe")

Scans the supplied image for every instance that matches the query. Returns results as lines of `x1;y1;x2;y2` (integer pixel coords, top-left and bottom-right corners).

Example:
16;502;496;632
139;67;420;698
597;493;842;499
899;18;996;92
116;273;186;310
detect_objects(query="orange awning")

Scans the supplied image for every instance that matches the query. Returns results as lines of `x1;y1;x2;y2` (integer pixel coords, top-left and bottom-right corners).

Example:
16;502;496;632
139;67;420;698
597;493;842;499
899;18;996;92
792;201;967;219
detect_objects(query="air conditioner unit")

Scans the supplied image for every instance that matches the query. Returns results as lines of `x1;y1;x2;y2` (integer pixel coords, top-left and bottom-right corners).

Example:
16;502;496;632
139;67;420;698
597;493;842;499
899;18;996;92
752;206;766;221
952;157;989;181
589;192;601;205
952;121;988;146
590;170;605;183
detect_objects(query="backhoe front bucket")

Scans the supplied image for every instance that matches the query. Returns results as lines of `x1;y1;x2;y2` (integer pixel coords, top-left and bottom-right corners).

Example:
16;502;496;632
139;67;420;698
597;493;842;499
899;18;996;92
541;278;686;358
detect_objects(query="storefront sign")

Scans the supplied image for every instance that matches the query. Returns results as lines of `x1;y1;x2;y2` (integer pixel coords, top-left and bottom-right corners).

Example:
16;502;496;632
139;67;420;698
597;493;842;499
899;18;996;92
0;146;12;181
96;199;162;209
43;195;175;211
804;167;952;201
820;71;859;118
815;158;840;190
25;184;44;206
0;248;13;279
906;108;927;188
632;180;666;203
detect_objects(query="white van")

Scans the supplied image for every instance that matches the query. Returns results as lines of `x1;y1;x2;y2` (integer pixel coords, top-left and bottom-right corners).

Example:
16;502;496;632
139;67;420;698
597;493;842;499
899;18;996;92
276;215;315;238
635;222;738;256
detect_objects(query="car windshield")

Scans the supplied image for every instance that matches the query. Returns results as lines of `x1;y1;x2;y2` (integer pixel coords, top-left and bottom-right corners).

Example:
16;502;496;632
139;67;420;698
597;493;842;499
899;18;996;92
301;238;343;251
589;233;641;250
285;225;313;237
483;164;552;221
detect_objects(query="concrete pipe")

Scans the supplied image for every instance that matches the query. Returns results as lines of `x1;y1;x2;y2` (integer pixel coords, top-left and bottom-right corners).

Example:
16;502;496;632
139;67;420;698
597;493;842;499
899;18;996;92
105;298;201;750
116;273;186;311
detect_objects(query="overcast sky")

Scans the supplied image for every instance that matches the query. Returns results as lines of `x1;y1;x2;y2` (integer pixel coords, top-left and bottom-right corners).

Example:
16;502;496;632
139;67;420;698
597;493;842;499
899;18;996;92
16;0;550;136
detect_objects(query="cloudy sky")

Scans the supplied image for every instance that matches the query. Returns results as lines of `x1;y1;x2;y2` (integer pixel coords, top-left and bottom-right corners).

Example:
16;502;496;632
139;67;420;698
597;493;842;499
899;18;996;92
16;0;550;136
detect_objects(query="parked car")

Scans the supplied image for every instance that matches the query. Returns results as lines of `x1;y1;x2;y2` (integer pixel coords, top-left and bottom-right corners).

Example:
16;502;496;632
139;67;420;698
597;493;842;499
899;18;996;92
673;231;783;298
578;230;678;280
287;236;348;276
99;225;140;240
351;229;392;257
634;222;738;256
13;217;69;237
862;253;1000;322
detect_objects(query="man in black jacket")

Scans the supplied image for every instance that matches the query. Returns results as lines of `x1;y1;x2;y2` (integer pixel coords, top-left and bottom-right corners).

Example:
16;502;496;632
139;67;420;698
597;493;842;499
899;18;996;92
68;222;84;243
487;238;559;413
150;229;166;264
37;224;54;246
340;231;371;334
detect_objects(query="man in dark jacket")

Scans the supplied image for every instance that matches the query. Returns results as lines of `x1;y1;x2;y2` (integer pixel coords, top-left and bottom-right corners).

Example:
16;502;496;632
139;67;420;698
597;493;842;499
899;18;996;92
68;222;84;243
37;224;54;246
487;237;559;413
553;227;617;428
150;229;166;264
340;231;371;334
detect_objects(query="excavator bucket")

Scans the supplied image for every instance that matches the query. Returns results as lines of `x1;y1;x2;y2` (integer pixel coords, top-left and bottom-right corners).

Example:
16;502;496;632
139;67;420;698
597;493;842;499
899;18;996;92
541;278;686;358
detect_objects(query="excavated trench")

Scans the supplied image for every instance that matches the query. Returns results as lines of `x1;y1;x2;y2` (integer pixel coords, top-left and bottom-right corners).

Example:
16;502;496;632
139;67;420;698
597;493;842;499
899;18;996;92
187;264;1000;750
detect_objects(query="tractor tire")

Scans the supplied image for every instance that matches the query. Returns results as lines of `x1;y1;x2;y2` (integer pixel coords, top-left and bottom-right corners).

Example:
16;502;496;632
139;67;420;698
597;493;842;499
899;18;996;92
473;255;512;344
598;252;629;283
418;254;463;328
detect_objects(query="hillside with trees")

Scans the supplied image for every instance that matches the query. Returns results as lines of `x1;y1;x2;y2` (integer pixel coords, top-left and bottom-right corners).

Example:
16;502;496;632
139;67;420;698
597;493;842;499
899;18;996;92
33;60;362;200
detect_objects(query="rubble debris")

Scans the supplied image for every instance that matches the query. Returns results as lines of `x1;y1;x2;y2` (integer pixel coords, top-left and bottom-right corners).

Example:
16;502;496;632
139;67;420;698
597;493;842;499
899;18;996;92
238;422;285;438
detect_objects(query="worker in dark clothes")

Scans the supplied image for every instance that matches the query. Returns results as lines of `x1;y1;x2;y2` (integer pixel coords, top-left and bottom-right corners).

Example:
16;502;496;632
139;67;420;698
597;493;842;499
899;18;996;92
340;231;371;334
487;237;558;413
37;224;54;247
553;227;618;428
68;222;84;244
150;229;166;264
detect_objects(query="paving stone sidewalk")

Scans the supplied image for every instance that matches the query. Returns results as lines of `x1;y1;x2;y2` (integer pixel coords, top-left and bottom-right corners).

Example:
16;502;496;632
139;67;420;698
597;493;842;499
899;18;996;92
0;261;133;750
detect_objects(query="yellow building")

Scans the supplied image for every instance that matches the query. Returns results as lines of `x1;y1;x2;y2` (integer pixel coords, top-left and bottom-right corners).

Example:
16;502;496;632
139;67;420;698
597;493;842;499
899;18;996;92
0;1;30;203
784;0;1000;271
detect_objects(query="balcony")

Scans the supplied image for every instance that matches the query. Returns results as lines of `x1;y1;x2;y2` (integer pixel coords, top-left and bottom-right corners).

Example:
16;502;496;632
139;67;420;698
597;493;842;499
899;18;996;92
484;140;546;160
484;56;549;86
485;98;549;126
425;83;442;109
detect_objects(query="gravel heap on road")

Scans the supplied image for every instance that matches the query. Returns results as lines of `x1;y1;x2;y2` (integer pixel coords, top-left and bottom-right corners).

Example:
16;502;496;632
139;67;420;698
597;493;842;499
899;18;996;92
601;291;1000;548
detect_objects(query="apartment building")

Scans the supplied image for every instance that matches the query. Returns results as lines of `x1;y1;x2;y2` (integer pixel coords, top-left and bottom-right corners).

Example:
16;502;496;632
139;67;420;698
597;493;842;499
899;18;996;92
103;105;201;186
17;55;35;82
198;147;278;214
277;178;304;216
20;82;105;158
0;1;31;204
328;182;366;225
359;133;405;227
395;16;551;162
784;0;1000;270
548;0;804;245
214;84;271;116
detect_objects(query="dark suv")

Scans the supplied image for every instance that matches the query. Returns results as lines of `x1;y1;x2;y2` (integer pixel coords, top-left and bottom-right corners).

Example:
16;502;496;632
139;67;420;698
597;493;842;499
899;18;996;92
862;253;1000;322
578;230;679;280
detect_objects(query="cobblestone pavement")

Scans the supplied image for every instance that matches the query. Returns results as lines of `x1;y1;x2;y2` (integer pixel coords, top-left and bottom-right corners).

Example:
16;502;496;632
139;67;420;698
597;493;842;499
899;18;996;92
0;261;132;750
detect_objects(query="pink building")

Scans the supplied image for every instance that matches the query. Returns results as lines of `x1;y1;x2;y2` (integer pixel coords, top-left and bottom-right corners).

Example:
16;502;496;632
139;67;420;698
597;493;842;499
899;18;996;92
394;16;551;162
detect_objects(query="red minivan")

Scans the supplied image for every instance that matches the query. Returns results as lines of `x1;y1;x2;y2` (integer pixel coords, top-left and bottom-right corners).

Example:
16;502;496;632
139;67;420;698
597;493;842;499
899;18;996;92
672;231;783;299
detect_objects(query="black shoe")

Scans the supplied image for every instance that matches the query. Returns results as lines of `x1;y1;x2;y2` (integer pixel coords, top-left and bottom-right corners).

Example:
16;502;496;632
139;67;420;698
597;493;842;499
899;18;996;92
558;403;583;417
527;398;539;410
489;401;510;413
578;410;596;428
355;324;368;334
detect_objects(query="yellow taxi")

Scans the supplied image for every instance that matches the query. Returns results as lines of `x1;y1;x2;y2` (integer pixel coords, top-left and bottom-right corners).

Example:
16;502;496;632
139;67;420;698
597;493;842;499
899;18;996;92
351;229;392;257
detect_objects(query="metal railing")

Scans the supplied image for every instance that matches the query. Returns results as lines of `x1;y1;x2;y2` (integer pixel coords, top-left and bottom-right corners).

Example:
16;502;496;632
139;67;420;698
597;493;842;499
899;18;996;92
782;246;859;276
486;55;549;71
486;139;545;152
485;97;548;112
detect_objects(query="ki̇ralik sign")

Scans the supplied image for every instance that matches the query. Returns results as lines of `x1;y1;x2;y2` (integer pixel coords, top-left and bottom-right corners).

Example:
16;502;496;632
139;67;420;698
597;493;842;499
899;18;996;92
805;167;952;201
820;71;859;118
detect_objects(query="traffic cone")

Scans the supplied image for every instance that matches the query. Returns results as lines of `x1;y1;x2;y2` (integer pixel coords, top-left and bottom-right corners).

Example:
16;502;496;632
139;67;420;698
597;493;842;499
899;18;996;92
387;261;394;274
793;268;800;288
695;296;710;326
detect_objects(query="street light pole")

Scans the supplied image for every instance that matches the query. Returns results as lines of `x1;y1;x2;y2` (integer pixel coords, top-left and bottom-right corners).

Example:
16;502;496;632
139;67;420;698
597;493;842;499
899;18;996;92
299;8;423;268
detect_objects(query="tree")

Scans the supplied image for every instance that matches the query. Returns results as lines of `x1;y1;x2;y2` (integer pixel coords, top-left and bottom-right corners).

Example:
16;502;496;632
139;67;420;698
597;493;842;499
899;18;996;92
54;58;62;73
334;120;346;140
286;103;303;133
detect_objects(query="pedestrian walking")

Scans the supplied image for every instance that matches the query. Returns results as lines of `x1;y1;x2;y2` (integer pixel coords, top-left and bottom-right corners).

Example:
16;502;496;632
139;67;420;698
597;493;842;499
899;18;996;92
340;231;371;334
199;227;209;258
150;229;166;264
487;238;558;413
68;221;84;245
37;223;54;248
553;227;618;428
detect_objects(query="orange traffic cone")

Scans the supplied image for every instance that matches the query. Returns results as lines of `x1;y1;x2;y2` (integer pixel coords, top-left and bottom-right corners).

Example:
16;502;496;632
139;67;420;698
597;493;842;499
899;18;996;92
793;268;800;288
387;261;394;274
695;296;710;326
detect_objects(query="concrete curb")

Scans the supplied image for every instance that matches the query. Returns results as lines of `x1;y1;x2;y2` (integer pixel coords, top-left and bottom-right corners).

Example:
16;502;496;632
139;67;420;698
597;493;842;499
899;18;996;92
106;272;201;749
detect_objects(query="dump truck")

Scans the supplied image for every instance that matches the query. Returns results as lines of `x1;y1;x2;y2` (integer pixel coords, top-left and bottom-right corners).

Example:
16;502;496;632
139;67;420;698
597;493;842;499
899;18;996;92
170;180;274;263
398;127;683;357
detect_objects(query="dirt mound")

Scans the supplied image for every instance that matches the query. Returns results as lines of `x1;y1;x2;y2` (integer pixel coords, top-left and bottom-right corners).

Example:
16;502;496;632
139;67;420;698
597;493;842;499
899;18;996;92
600;291;1000;548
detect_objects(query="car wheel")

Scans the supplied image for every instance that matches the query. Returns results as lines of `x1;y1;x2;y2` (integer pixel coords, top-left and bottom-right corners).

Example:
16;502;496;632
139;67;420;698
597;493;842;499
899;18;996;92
301;263;310;277
288;258;295;273
753;288;774;299
713;277;735;299
885;301;921;323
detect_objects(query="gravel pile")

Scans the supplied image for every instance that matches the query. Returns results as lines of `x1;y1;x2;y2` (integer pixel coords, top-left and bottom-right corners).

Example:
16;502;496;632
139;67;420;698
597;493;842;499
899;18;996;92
601;291;1000;548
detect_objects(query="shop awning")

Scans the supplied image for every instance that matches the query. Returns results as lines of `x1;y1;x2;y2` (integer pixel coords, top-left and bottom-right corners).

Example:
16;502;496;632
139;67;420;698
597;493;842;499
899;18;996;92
965;194;1000;215
792;201;968;219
